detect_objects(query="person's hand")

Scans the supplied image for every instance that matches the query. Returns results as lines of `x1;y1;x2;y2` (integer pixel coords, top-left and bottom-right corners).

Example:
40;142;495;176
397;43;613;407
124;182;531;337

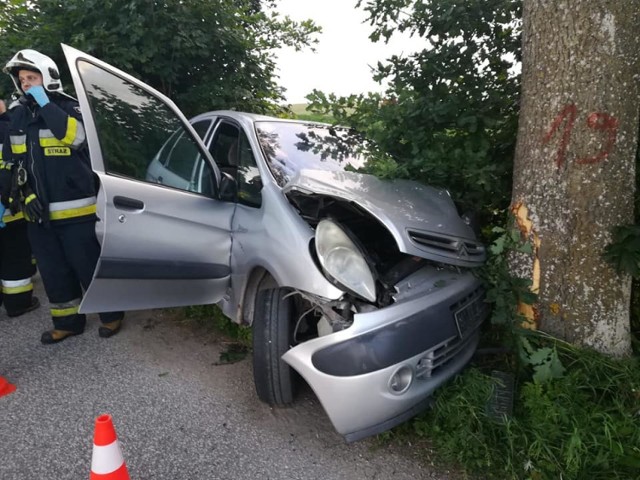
24;191;43;223
0;203;6;228
0;100;6;115
26;85;50;108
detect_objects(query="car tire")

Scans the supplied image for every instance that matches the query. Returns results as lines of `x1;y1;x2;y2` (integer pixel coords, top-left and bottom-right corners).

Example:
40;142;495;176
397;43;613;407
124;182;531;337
252;287;298;406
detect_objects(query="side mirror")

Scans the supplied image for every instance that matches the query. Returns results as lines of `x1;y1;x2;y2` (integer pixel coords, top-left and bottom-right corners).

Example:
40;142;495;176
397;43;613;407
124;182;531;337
219;172;237;202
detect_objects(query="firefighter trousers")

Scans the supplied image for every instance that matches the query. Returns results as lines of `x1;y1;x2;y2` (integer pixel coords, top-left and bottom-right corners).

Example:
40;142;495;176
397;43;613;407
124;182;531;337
27;219;123;332
0;220;36;316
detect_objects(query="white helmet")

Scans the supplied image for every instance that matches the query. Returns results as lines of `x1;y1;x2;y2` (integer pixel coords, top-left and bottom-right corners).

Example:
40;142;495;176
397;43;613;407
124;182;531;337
3;49;63;95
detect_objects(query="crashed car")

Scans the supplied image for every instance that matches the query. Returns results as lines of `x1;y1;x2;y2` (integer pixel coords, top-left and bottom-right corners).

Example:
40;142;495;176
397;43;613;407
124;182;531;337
64;45;489;442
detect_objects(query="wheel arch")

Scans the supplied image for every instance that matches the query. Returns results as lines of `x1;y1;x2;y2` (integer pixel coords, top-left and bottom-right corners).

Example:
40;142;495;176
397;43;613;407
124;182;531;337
239;266;279;327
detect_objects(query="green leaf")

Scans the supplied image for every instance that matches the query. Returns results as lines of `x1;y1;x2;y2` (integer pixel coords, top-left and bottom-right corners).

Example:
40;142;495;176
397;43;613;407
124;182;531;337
489;234;507;254
528;347;553;365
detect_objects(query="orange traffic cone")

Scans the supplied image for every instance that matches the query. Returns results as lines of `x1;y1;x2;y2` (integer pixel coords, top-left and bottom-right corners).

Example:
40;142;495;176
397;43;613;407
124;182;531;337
90;414;130;480
0;376;16;398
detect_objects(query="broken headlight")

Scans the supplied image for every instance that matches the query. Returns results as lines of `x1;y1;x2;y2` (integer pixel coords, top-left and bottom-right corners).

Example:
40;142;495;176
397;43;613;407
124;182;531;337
315;219;376;302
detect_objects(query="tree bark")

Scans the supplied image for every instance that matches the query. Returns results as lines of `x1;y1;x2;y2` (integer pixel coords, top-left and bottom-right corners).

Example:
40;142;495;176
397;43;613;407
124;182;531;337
511;0;640;356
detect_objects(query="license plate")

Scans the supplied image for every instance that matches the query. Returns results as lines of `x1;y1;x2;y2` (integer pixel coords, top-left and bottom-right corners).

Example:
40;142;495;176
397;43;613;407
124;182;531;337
454;295;487;338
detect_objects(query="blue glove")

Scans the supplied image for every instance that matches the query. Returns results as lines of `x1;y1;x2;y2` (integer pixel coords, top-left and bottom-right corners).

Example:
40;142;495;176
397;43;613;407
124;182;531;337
0;203;5;228
26;85;50;107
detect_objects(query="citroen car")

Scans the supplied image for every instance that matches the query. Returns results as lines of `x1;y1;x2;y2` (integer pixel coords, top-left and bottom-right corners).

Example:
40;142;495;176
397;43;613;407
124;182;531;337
64;45;489;442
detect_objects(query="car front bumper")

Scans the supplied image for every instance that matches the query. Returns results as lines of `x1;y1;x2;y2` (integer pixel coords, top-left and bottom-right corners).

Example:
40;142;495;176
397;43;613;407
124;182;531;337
282;266;488;442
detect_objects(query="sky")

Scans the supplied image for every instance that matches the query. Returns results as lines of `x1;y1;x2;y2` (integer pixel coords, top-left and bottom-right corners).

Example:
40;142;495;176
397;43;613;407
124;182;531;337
273;0;421;104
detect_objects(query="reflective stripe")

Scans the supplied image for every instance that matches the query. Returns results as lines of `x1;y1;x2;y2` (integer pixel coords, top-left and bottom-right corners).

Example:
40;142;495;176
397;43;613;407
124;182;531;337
50;204;96;220
38;129;55;139
38;128;56;138
3;279;31;287
39;131;66;147
50;298;81;317
62;117;86;148
51;299;81;308
51;305;80;317
2;210;24;223
2;278;33;294
25;193;36;204
10;134;26;154
49;196;97;221
11;143;26;154
49;196;97;212
91;441;125;475
0;161;14;170
40;123;85;149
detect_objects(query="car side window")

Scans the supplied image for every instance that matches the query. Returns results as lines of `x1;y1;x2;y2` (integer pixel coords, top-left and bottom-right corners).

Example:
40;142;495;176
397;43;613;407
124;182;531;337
164;131;199;181
236;131;262;208
209;122;262;208
191;120;211;140
209;122;239;172
77;60;216;196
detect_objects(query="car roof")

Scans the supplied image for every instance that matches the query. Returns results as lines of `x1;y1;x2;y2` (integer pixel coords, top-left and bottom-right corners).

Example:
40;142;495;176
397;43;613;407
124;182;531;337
190;110;331;127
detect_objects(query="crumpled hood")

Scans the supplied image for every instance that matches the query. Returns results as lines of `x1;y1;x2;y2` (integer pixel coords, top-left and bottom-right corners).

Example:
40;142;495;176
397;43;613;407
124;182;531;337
283;169;485;266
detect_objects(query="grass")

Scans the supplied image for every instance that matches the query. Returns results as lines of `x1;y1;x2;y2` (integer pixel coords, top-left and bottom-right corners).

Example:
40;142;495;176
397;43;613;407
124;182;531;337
288;102;335;123
383;330;640;480
181;304;252;364
289;103;309;115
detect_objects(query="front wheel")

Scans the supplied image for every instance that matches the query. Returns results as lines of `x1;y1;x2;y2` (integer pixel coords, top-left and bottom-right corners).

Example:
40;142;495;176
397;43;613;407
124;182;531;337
252;288;298;406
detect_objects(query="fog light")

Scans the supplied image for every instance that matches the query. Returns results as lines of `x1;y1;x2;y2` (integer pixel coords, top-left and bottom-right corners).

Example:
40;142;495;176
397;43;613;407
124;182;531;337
388;365;413;395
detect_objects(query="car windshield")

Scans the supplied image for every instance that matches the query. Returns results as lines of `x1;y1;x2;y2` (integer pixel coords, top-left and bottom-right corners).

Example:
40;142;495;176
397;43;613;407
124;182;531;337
255;121;372;187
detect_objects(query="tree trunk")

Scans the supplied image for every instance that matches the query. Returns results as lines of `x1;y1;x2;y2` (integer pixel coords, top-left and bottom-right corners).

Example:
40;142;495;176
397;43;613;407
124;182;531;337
511;1;640;356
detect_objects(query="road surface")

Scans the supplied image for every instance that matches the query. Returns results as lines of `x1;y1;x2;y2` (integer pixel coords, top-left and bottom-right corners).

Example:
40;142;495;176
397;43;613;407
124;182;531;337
0;278;456;479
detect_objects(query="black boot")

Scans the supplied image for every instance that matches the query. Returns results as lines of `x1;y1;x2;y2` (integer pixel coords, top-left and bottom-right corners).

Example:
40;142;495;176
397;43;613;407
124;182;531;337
41;328;84;344
98;319;122;338
7;297;40;318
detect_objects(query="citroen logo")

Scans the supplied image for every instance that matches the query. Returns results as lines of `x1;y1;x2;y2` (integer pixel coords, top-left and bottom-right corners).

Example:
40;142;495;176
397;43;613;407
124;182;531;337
456;242;469;258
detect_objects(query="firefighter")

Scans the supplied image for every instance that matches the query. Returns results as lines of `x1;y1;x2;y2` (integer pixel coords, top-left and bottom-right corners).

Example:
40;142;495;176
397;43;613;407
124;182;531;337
1;49;124;344
0;98;39;318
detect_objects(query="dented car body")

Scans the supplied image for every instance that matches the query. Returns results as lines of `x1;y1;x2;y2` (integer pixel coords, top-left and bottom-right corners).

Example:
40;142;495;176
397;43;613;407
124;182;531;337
64;45;489;442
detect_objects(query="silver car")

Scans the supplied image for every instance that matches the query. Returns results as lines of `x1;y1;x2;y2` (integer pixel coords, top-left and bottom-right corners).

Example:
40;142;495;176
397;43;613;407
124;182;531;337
65;45;489;442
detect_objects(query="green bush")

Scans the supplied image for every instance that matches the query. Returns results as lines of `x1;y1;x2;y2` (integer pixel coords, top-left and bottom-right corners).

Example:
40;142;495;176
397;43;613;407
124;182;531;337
404;334;640;480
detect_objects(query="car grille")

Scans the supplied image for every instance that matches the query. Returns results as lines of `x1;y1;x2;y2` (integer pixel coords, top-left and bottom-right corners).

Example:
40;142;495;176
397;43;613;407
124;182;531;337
415;288;489;380
407;230;486;263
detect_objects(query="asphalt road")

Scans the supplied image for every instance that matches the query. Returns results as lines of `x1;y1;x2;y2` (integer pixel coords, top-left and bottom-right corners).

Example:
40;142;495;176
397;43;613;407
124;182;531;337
0;277;455;480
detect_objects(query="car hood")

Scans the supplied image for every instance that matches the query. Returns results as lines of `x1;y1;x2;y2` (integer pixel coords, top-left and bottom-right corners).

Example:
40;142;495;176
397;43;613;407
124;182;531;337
283;169;485;266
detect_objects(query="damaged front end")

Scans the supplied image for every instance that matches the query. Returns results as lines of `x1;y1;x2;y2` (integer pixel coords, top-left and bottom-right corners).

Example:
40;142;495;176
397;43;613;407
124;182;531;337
280;170;490;441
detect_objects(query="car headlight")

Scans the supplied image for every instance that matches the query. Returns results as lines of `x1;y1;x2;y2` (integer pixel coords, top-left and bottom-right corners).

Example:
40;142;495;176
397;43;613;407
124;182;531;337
315;219;376;302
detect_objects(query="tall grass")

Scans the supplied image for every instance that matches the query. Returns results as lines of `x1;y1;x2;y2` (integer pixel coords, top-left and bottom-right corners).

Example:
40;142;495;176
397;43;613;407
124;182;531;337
399;333;640;479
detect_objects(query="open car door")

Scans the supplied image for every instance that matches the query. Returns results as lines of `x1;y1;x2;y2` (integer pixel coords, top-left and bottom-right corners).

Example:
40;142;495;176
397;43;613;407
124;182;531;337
62;44;235;313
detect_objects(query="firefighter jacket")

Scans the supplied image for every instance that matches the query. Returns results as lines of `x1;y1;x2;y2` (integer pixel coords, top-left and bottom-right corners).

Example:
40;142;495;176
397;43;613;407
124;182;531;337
0;109;24;225
1;95;97;225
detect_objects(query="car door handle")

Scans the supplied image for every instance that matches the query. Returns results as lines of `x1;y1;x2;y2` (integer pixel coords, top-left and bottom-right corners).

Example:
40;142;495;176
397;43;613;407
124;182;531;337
113;196;145;211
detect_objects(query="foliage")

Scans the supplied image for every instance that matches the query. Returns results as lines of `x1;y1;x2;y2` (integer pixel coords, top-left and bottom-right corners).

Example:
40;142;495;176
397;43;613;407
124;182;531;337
183;304;252;346
306;0;521;220
0;0;320;116
605;225;640;353
399;333;640;480
603;224;640;278
480;219;535;328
